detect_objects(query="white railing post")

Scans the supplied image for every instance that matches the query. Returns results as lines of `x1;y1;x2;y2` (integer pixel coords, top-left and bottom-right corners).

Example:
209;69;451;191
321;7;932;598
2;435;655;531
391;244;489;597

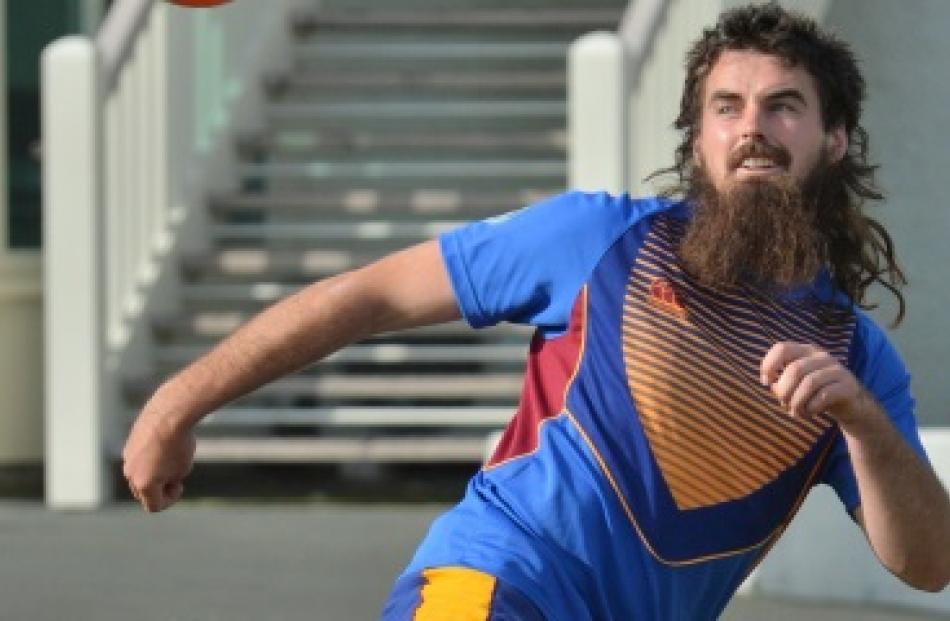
41;36;109;509
568;32;628;194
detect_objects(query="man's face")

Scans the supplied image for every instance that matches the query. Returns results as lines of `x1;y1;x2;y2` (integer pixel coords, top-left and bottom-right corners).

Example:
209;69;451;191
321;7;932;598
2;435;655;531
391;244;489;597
693;49;846;192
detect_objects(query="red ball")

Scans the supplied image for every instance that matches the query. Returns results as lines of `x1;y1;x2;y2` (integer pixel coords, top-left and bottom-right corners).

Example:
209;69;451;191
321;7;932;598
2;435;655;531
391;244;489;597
167;0;233;7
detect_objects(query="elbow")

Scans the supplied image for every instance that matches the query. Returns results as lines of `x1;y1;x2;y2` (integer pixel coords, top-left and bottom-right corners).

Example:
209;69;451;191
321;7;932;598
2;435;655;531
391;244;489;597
907;575;949;594
893;560;950;593
915;573;950;594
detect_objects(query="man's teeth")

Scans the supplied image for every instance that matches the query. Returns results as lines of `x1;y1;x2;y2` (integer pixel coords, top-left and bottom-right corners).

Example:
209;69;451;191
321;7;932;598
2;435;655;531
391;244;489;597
741;158;776;169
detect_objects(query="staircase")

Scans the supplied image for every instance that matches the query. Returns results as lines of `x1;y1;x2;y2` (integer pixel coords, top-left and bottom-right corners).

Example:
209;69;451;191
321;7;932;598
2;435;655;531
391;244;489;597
132;0;624;465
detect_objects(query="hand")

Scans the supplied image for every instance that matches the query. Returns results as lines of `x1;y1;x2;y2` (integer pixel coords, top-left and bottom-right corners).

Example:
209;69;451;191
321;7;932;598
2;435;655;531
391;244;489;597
759;342;864;425
122;408;196;513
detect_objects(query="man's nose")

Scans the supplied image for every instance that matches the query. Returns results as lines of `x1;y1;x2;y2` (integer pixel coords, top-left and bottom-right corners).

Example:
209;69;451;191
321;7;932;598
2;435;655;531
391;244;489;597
738;104;767;140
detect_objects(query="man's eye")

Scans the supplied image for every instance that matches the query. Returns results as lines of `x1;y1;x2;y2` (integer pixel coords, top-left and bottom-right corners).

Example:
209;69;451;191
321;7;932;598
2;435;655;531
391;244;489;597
715;103;737;115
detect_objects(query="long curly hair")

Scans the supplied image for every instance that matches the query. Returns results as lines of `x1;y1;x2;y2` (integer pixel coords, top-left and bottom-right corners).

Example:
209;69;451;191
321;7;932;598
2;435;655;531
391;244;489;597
652;2;906;325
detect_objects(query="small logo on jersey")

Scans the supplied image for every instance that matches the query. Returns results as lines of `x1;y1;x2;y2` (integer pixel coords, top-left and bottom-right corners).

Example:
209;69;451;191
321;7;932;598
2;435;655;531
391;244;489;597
648;277;687;318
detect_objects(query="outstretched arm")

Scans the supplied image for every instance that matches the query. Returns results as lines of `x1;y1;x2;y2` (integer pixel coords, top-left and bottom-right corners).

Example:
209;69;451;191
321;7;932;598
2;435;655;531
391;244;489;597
761;342;950;592
122;239;460;512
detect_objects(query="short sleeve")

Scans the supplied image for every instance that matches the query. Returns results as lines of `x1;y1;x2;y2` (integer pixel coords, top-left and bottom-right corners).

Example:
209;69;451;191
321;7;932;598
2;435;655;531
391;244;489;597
821;311;929;515
438;191;666;332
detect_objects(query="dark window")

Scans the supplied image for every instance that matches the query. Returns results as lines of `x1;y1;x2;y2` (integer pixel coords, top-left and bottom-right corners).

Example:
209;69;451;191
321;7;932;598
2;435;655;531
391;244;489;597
6;1;82;248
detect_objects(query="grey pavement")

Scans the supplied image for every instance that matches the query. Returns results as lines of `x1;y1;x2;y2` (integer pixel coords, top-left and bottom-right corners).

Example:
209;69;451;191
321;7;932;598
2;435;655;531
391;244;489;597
0;500;943;621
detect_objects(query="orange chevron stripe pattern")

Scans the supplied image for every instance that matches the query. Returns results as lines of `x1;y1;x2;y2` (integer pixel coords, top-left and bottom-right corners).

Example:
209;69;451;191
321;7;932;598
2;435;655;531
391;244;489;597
622;216;855;510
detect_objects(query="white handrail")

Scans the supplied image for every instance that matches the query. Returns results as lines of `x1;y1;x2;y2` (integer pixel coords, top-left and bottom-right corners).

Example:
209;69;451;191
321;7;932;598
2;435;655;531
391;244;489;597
97;0;155;91
618;0;672;79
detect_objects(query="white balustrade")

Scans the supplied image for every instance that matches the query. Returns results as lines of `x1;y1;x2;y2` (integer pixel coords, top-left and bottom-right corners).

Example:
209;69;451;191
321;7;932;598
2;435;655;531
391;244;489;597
42;0;301;509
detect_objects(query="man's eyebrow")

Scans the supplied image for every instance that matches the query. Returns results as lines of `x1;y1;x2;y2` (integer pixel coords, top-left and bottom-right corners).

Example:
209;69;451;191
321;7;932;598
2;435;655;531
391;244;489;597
763;88;808;106
706;88;809;106
708;89;742;102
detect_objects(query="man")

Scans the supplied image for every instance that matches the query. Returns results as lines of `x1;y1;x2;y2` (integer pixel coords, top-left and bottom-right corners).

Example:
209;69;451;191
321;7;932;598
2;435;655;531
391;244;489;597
123;4;950;619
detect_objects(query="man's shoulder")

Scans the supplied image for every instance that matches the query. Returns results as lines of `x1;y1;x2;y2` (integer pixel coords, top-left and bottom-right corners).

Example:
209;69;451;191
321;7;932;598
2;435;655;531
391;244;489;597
851;308;893;353
548;190;685;215
443;191;688;263
527;191;688;232
846;308;912;384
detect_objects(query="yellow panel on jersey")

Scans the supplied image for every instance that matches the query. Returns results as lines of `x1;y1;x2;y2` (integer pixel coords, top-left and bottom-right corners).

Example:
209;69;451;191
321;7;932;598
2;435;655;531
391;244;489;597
622;216;854;510
414;566;497;621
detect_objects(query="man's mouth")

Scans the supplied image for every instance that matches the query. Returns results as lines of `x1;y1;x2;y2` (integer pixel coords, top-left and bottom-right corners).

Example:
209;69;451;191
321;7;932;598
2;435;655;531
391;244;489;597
736;157;785;175
727;139;792;177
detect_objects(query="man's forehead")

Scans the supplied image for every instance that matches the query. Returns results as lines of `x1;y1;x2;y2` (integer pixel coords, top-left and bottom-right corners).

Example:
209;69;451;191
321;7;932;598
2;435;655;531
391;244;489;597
703;49;817;100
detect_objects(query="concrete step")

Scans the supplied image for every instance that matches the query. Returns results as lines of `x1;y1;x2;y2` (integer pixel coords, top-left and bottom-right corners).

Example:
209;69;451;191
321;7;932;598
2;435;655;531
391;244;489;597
291;8;621;36
271;70;565;98
253;375;521;401
157;343;529;368
127;372;522;406
180;282;300;305
208;189;555;218
293;40;568;63
238;129;566;160
238;160;565;185
290;30;582;50
181;248;375;281
201;405;514;428
209;221;458;243
298;0;624;10
193;435;494;463
292;53;565;76
268;99;564;120
265;100;565;133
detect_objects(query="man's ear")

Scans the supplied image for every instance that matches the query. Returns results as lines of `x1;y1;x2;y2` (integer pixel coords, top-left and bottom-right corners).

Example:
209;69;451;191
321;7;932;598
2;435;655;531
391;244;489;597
826;125;848;163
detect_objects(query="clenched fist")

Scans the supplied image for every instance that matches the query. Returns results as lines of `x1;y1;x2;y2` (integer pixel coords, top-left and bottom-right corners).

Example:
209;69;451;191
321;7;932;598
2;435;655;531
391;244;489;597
760;341;867;426
122;409;196;512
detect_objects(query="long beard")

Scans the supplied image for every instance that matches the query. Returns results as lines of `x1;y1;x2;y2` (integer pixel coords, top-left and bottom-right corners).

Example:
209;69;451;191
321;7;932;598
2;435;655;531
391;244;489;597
680;156;830;291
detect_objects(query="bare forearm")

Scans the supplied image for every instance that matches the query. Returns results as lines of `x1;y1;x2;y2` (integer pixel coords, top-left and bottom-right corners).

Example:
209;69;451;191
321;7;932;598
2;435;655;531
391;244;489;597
761;343;950;591
124;241;458;511
149;275;367;429
842;394;950;591
146;240;460;434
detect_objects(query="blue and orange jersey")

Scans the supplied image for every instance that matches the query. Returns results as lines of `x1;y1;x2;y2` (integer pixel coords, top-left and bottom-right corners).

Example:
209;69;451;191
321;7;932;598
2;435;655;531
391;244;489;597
396;192;927;620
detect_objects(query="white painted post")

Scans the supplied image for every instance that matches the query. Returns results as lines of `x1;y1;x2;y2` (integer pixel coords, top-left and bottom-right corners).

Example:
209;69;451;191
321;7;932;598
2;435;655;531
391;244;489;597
567;32;628;194
41;37;109;509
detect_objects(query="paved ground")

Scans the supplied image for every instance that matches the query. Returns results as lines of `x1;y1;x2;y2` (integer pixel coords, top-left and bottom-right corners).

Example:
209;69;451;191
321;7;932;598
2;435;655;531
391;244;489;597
0;499;944;621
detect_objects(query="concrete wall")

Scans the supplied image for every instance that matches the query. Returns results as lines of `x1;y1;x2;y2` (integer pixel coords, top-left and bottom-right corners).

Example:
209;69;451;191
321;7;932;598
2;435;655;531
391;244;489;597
746;430;950;614
0;261;43;463
821;0;950;426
